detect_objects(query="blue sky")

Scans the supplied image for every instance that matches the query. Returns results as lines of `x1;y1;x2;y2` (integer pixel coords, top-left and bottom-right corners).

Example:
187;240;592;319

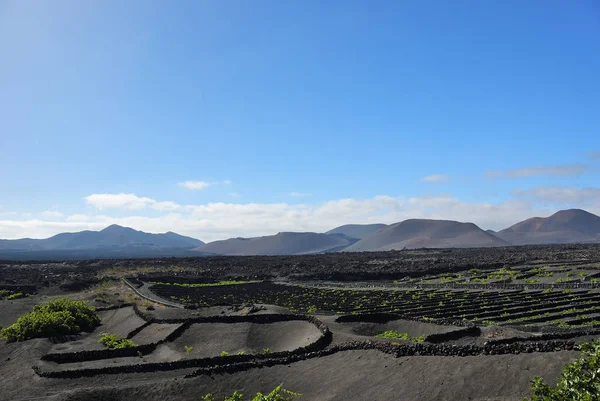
1;1;599;241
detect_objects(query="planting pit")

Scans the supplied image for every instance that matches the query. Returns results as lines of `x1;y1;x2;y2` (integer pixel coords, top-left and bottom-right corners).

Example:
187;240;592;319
335;318;458;340
129;323;183;345
170;320;322;358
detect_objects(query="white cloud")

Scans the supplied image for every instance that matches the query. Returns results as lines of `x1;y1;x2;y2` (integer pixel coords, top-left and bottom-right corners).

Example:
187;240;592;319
228;192;240;198
486;164;588;178
512;186;600;205
6;186;600;241
85;193;156;210
421;174;449;183
178;181;211;190
85;194;182;212
178;180;231;190
0;194;564;241
41;211;63;218
290;192;313;197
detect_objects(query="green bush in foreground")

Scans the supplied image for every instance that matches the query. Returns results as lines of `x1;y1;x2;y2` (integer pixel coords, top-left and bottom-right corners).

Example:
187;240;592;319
98;333;137;349
523;339;600;401
0;298;100;342
375;330;425;342
202;384;301;401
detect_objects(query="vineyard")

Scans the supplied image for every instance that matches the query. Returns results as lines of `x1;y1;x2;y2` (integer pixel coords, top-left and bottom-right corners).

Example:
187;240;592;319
150;281;600;329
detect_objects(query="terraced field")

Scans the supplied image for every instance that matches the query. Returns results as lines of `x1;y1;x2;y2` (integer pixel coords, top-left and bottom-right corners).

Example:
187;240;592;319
149;265;600;330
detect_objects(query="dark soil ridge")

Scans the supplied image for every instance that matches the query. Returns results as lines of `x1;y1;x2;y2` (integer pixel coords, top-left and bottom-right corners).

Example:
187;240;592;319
409;282;600;290
34;302;594;379
334;312;476;328
34;337;579;379
183;339;579;379
37;304;331;367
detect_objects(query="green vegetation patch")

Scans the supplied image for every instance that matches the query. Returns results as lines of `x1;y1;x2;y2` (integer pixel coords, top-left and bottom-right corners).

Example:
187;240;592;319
0;290;32;300
202;384;301;401
1;298;101;342
375;330;425;342
524;340;600;400
98;333;137;349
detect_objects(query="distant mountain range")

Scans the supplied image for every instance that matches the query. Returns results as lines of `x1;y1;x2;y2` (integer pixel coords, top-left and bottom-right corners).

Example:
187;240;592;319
0;225;206;259
1;209;599;259
193;232;356;256
325;224;387;239
342;219;508;252
495;209;600;245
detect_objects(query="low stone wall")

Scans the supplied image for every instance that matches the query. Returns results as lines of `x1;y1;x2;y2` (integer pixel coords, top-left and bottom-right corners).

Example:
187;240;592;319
486;327;600;345
126;321;153;339
184;339;578;378
411;283;597;290
35;309;331;376
41;343;157;363
95;303;133;312
424;326;481;343
335;312;474;328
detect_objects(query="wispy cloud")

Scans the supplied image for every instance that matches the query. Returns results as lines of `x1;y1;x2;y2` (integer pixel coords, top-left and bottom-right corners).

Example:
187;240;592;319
421;174;449;183
512;186;600;204
590;151;600;161
178;180;232;190
41;211;63;218
290;192;312;197
178;181;211;190
228;192;240;198
486;164;588;178
85;193;181;211
85;193;156;210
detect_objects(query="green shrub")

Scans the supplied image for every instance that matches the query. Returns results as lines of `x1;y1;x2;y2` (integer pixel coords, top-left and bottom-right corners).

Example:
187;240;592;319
202;384;301;401
523;340;600;400
0;298;101;342
184;345;193;354
305;305;317;315
7;292;30;300
375;330;424;342
98;333;137;349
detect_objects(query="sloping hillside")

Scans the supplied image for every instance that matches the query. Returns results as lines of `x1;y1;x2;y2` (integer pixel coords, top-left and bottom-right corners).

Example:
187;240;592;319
192;232;354;255
343;219;508;251
0;225;204;250
326;224;387;239
497;209;600;245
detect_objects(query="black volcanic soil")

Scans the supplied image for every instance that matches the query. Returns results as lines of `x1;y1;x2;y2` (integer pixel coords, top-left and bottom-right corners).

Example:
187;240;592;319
2;245;600;401
0;296;580;401
3;244;600;288
4;347;578;401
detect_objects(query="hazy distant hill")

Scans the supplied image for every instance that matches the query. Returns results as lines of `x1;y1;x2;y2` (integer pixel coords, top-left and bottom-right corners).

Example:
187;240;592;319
343;219;508;251
0;224;204;251
192;232;354;255
326;224;387;239
496;209;600;245
3;209;600;259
